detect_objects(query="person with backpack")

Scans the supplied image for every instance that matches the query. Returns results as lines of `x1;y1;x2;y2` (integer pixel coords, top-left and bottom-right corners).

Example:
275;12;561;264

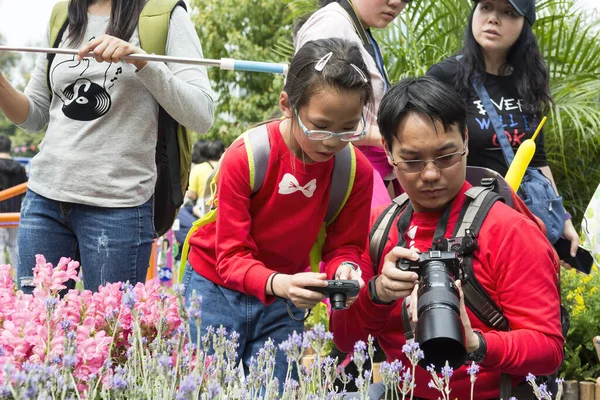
331;77;563;399
188;139;224;218
426;0;579;255
181;38;373;388
294;0;411;206
0;0;214;293
0;136;28;267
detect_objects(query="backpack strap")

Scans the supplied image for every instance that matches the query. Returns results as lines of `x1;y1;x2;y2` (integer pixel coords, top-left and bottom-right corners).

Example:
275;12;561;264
455;187;510;331
325;144;356;224
243;125;270;194
369;193;409;275
139;0;187;56
46;1;69;93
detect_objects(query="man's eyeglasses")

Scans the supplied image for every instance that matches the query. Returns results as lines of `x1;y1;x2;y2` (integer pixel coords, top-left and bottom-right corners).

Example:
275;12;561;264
390;146;466;173
295;108;366;142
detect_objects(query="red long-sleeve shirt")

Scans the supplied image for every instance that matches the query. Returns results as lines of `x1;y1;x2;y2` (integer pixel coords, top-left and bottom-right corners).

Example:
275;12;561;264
331;182;564;399
188;121;373;304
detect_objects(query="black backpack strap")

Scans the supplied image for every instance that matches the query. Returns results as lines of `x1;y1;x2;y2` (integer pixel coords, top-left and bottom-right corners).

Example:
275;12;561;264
456;187;510;331
369;193;409;275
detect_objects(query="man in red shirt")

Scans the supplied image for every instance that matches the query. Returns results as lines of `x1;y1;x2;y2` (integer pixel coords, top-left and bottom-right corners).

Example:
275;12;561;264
333;76;563;400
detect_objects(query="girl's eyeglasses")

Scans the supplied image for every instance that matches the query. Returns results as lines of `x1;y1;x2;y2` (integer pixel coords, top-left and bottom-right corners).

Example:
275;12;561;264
389;146;466;173
294;108;366;142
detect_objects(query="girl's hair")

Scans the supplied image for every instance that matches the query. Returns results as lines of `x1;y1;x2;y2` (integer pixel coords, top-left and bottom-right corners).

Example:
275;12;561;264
65;0;145;47
454;5;552;112
284;38;374;112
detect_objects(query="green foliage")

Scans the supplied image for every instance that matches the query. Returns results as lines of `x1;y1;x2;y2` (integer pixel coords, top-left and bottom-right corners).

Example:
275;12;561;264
190;0;291;144
560;267;600;381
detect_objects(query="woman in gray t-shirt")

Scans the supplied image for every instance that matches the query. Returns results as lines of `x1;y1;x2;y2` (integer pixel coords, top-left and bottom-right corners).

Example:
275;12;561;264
0;0;214;293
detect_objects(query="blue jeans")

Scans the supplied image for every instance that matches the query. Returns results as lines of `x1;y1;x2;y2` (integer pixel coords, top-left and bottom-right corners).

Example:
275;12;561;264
17;189;155;293
182;263;304;390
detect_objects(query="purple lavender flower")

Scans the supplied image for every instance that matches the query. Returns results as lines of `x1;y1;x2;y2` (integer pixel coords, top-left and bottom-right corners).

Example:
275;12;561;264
402;341;424;366
354;340;367;353
122;289;136;309
466;362;480;377
441;364;453;380
62;355;78;369
58;320;72;331
187;293;202;321
526;373;536;383
172;283;185;295
538;383;552;399
44;297;59;312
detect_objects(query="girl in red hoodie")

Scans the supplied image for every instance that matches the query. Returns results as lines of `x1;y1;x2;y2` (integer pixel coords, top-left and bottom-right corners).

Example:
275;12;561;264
182;37;374;388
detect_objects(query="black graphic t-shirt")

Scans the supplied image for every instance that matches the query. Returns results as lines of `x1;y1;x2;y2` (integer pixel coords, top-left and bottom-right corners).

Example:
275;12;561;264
427;59;548;176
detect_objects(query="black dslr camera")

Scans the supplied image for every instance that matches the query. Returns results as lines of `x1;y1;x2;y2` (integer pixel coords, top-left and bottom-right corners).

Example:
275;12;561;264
306;280;360;310
396;238;473;370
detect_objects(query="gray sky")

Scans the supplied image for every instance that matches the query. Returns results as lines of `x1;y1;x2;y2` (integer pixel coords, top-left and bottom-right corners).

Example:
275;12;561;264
0;0;598;47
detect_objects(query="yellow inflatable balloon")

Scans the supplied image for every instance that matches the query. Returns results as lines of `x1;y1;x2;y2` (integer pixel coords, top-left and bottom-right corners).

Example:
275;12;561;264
504;116;547;191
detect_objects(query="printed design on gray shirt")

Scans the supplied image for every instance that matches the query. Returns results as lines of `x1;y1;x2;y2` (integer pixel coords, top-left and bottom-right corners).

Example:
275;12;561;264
50;42;123;122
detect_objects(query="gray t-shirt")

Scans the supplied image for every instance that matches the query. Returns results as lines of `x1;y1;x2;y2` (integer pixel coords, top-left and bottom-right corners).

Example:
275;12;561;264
19;6;214;207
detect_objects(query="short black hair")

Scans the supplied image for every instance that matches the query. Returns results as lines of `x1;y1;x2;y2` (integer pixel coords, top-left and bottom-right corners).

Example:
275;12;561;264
0;136;12;153
204;140;225;161
192;139;208;164
378;76;467;147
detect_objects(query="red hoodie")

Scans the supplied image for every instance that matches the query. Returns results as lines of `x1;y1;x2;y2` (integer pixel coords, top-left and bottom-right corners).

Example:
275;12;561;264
330;182;563;399
188;120;374;304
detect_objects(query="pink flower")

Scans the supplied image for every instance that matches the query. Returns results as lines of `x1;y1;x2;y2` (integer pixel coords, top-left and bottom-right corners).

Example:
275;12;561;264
32;255;80;293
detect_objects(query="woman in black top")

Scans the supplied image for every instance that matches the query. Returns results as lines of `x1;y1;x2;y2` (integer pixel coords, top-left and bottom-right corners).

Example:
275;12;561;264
427;0;579;255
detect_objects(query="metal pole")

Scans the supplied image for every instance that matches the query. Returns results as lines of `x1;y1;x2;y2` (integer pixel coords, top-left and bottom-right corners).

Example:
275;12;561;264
0;45;288;75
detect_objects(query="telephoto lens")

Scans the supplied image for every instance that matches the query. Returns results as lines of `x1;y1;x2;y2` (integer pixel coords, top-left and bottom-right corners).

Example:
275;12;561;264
415;259;466;370
398;251;467;371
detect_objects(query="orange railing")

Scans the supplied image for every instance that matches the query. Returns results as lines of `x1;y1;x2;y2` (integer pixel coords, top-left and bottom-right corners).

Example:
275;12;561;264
0;182;27;226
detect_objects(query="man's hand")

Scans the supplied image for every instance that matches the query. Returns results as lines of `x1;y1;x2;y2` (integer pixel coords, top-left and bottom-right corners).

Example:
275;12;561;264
77;35;149;70
457;280;481;353
335;263;365;308
375;246;420;304
271;272;327;309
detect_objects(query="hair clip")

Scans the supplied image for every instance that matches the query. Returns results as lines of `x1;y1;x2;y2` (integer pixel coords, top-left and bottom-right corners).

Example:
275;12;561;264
350;63;368;83
315;52;333;72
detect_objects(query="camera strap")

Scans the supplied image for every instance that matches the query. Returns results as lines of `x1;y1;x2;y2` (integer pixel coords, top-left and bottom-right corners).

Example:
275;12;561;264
395;201;454;341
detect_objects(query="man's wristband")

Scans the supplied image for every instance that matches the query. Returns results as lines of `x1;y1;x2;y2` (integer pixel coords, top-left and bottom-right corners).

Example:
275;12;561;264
466;330;487;363
368;276;394;305
564;211;572;220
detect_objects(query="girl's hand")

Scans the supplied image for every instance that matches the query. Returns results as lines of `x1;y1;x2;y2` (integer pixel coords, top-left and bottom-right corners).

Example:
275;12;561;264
77;35;148;70
562;218;580;258
273;272;327;309
335;263;365;308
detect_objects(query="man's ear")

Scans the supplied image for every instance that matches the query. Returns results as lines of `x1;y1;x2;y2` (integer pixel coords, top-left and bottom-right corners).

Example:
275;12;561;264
464;129;469;157
280;91;293;119
382;139;395;167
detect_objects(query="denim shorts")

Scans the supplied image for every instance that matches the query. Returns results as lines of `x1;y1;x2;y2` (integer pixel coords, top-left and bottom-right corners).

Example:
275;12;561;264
16;189;154;293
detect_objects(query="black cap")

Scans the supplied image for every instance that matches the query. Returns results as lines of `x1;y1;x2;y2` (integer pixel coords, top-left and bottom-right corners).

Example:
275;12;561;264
508;0;536;25
474;0;536;25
